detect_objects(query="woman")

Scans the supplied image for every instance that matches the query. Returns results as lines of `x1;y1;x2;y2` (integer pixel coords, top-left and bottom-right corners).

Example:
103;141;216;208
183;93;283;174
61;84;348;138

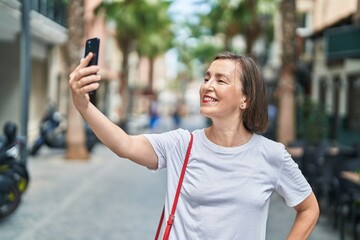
69;51;319;239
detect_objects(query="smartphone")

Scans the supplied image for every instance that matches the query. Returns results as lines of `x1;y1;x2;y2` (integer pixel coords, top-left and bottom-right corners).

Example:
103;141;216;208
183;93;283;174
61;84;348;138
84;37;100;104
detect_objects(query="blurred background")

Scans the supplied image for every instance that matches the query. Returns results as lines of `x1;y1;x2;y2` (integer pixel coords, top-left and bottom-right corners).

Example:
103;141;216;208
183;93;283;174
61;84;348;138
0;0;359;155
0;0;360;239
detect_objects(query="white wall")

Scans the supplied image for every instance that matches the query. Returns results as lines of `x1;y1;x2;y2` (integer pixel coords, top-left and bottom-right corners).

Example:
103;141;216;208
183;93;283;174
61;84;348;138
0;40;21;130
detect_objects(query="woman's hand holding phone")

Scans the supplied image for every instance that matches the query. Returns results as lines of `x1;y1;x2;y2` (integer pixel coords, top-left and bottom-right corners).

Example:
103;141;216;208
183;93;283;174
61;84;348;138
68;52;101;111
84;38;100;104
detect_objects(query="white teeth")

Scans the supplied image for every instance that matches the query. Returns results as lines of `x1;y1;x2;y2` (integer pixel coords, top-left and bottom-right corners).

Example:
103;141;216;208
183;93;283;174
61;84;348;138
204;96;216;101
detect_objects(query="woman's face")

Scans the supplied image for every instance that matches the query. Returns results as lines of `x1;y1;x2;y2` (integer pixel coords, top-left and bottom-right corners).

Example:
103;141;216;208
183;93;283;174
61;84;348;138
199;59;247;121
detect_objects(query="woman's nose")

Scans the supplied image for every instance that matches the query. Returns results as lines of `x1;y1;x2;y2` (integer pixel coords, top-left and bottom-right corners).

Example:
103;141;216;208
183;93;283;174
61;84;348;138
204;79;215;91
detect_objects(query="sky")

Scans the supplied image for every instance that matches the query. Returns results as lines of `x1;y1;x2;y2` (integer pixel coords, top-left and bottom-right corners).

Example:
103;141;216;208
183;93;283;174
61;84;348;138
168;0;209;22
165;0;210;79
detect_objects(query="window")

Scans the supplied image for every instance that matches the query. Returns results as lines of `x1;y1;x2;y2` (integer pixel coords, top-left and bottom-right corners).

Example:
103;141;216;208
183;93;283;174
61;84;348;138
347;76;360;131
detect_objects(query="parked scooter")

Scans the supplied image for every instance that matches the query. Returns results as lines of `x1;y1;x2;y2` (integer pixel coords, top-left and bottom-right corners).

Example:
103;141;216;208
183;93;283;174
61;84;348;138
30;104;98;156
0;121;29;220
0;122;29;193
0;175;20;220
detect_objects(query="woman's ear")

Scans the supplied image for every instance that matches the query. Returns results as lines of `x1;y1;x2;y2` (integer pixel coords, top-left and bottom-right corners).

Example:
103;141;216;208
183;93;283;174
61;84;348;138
240;97;248;110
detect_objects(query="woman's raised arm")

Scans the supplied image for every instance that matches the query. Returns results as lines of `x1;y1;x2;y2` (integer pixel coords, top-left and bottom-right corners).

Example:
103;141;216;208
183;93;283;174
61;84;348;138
68;53;158;169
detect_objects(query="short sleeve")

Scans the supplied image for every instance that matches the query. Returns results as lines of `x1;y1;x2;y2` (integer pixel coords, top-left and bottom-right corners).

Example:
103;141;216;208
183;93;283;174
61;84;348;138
275;149;312;207
143;129;190;170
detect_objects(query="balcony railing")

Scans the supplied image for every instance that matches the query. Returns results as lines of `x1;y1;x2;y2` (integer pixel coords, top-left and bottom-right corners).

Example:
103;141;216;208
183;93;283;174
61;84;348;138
19;0;67;27
325;25;360;61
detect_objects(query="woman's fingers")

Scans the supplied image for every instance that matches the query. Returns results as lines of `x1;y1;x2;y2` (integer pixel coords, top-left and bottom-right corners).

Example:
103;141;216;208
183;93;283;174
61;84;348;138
79;52;94;68
77;74;101;89
70;66;99;83
70;71;101;93
69;53;92;78
69;53;98;79
68;53;101;109
78;65;100;79
76;81;100;94
69;52;101;94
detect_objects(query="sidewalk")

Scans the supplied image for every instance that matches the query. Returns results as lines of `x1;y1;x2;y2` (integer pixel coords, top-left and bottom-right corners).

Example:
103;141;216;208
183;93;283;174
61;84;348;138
267;192;339;240
0;144;340;240
0;145;167;240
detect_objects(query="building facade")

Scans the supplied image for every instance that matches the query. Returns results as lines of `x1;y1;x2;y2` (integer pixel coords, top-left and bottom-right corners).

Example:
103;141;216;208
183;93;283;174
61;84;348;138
298;0;360;145
0;0;68;141
0;0;169;144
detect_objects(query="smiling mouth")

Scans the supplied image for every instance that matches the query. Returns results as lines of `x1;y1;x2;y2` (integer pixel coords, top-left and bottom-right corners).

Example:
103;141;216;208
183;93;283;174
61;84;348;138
203;96;218;102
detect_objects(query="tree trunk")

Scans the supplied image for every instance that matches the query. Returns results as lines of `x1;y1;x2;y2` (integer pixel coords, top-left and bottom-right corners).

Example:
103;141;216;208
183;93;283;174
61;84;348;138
118;39;131;128
277;0;297;146
66;0;89;160
244;0;260;57
148;57;155;92
355;0;360;24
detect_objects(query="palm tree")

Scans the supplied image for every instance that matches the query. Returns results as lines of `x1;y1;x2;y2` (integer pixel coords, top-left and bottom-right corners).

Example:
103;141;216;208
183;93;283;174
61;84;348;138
65;0;89;160
198;0;275;56
96;0;175;125
136;1;173;92
95;0;145;125
277;0;297;145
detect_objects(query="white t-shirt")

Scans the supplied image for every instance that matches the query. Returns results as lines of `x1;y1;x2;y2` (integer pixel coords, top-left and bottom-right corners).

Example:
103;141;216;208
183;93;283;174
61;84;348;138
144;128;312;240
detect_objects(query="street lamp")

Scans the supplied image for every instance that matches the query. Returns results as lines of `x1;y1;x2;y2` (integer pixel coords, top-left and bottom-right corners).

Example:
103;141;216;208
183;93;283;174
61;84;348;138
20;0;32;161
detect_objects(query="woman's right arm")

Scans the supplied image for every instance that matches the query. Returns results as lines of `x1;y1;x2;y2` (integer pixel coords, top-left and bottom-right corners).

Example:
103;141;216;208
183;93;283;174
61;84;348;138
68;53;158;169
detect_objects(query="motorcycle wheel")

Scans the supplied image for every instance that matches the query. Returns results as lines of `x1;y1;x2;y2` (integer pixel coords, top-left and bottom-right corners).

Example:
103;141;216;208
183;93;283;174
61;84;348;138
0;175;21;220
0;162;30;194
13;164;30;193
7;165;29;194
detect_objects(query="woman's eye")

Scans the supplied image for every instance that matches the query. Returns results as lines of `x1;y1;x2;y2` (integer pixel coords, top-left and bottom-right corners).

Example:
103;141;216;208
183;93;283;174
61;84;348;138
218;79;225;83
204;78;209;82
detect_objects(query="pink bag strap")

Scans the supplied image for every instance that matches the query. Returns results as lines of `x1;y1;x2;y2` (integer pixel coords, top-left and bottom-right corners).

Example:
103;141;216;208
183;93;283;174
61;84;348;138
154;133;194;240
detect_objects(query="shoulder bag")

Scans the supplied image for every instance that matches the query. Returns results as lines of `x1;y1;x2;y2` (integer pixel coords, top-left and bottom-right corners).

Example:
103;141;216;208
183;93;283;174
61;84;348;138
154;133;194;240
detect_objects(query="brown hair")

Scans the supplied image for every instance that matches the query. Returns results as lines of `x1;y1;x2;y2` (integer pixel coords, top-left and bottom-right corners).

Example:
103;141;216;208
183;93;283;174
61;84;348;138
214;52;268;133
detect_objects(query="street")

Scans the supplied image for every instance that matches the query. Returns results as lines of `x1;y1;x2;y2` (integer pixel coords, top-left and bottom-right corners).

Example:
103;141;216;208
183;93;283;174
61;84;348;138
0;145;166;240
0;144;340;240
0;1;358;239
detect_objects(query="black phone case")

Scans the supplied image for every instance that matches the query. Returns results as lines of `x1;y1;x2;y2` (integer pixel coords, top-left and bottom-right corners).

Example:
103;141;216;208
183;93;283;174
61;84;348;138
84;38;100;104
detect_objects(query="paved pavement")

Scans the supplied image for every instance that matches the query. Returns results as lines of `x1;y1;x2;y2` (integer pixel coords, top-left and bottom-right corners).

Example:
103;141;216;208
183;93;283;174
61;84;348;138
0;144;341;240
